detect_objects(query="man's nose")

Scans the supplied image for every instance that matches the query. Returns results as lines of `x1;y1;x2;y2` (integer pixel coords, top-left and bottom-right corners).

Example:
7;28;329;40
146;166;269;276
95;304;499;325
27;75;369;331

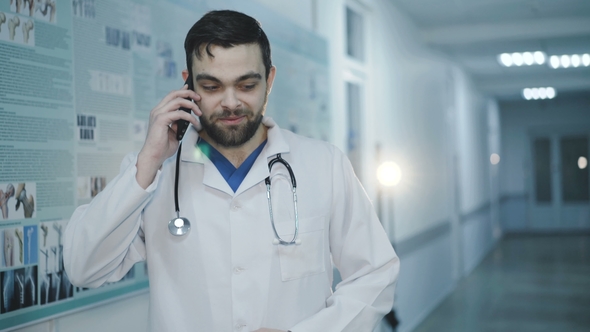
220;89;241;110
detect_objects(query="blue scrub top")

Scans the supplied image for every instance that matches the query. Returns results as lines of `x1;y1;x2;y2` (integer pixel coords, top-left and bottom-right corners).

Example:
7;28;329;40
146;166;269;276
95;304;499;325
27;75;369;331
197;139;267;192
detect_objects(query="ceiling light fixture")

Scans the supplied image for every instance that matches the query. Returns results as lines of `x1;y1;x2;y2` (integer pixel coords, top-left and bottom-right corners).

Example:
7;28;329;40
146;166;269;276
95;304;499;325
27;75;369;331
549;53;590;69
512;52;524;66
561;55;571;68
550;55;560;68
522;87;556;100
534;51;545;64
499;51;547;67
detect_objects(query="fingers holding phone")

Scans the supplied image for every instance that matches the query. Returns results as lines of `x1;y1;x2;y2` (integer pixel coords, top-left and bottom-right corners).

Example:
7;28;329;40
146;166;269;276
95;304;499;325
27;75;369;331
136;83;201;189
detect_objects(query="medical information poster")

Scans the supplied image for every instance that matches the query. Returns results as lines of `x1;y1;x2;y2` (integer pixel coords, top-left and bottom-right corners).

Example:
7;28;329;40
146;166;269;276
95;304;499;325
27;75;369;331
0;0;329;329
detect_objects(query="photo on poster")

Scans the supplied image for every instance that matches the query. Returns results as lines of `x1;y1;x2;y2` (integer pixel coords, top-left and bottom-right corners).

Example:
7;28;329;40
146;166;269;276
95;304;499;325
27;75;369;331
76;177;106;199
0;183;37;221
23;225;38;265
0;266;38;313
1;228;24;268
15;0;58;23
38;220;73;304
0;12;34;46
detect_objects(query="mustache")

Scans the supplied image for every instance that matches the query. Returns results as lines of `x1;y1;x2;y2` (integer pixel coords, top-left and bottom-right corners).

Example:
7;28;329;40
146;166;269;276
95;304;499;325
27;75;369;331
211;108;253;119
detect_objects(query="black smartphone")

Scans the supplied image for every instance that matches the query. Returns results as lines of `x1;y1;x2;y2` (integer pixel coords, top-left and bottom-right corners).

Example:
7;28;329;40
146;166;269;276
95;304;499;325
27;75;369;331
175;75;194;141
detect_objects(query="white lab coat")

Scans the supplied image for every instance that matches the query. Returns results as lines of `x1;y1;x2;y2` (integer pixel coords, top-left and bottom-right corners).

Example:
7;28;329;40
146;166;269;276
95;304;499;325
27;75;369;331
64;117;399;332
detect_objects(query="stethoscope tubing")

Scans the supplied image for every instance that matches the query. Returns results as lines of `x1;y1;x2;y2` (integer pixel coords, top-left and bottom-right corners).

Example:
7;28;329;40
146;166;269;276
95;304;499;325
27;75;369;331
169;146;300;245
265;154;300;245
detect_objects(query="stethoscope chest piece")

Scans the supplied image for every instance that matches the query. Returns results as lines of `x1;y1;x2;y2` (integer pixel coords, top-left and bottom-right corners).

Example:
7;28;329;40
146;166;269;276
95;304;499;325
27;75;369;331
168;215;190;236
169;142;191;236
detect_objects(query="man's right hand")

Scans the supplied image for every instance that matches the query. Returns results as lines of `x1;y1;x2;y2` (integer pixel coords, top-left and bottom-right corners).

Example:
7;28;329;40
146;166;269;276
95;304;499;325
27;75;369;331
135;85;201;189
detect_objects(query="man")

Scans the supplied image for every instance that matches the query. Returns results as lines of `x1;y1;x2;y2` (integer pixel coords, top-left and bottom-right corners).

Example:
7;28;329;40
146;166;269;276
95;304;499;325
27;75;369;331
64;10;399;332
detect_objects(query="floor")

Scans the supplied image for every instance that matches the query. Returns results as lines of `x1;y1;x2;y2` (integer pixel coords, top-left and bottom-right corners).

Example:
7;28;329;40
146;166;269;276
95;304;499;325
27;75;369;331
412;234;590;332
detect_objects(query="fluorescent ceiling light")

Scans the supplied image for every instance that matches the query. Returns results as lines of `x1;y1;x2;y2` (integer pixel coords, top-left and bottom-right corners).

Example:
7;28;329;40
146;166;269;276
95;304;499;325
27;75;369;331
498;51;547;67
561;55;571;68
550;55;560;68
571;54;581;67
522;87;556;100
534;51;545;64
499;53;513;67
512;53;524;66
523;52;534;65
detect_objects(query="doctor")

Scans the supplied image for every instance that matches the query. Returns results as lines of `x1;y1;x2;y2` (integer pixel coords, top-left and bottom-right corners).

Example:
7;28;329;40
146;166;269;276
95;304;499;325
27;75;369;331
64;10;399;332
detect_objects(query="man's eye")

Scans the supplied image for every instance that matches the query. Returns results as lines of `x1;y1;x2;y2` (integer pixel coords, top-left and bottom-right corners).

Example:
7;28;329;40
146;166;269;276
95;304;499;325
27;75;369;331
202;85;218;91
241;84;256;91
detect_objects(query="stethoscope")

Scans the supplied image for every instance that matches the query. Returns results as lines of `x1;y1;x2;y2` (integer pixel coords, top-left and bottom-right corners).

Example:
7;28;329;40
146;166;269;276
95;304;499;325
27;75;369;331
168;143;301;245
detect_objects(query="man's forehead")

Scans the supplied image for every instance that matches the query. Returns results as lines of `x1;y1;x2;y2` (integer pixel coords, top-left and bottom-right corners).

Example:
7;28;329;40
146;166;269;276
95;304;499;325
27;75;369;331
191;44;264;76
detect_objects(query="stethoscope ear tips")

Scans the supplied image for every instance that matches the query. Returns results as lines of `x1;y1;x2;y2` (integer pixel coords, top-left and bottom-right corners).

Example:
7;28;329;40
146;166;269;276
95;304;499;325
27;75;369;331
272;238;280;245
295;239;302;245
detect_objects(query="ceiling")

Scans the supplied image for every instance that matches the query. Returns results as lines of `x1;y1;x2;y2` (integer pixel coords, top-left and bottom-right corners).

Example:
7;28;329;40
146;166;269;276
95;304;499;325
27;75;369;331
390;0;590;100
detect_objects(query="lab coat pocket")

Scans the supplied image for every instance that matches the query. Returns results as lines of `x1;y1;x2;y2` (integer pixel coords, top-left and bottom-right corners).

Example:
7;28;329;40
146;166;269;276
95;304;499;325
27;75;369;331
276;216;326;281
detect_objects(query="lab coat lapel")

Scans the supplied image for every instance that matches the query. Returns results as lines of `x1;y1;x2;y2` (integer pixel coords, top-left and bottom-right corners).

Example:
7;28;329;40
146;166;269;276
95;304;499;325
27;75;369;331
179;124;234;196
234;117;290;196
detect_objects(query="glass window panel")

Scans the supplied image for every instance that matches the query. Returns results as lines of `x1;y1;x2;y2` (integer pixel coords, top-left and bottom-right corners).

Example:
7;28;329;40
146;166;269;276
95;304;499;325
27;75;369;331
346;7;364;61
533;138;552;203
560;136;589;202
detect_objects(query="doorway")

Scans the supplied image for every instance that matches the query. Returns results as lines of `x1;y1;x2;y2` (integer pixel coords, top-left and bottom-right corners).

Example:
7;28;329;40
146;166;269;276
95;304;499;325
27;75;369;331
529;133;590;230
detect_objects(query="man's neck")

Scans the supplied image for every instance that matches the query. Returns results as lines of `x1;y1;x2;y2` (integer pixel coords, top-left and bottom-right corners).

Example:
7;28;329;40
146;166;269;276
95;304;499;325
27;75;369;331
200;124;268;168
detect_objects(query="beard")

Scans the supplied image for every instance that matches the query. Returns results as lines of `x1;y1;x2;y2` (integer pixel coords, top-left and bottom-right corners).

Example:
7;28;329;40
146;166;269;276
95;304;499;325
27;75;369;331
199;104;265;147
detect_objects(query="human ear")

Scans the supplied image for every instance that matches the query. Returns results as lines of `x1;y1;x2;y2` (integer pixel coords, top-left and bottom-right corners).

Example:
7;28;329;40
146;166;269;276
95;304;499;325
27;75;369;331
266;66;277;94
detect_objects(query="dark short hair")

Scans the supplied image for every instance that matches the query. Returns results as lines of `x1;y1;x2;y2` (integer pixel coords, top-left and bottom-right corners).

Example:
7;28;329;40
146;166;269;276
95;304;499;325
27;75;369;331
184;10;272;78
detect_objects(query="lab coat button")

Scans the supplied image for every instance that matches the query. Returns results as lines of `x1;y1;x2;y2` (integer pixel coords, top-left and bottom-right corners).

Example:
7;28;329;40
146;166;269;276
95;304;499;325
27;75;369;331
233;266;245;274
231;204;240;211
234;323;246;330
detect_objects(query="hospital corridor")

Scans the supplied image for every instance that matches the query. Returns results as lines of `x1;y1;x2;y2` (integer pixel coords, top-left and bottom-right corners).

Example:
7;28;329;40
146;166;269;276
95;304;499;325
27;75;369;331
0;0;589;331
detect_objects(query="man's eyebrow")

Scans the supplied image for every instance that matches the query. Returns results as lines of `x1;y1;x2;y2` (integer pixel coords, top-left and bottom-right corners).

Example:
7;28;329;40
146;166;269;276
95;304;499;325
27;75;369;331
195;72;262;84
235;72;262;83
195;74;222;83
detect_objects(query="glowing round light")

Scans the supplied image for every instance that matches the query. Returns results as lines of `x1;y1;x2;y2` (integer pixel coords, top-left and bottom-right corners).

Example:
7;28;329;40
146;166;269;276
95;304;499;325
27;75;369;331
490;153;501;165
534;51;545;64
546;87;556;99
512;53;524;66
500;53;513;67
561;55;571;68
571;54;581;67
523;88;533;100
579;156;588;169
583;54;590;67
538;87;547;99
523;52;534;65
531;88;540;100
174;218;184;228
377;162;402;187
550;55;560;68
